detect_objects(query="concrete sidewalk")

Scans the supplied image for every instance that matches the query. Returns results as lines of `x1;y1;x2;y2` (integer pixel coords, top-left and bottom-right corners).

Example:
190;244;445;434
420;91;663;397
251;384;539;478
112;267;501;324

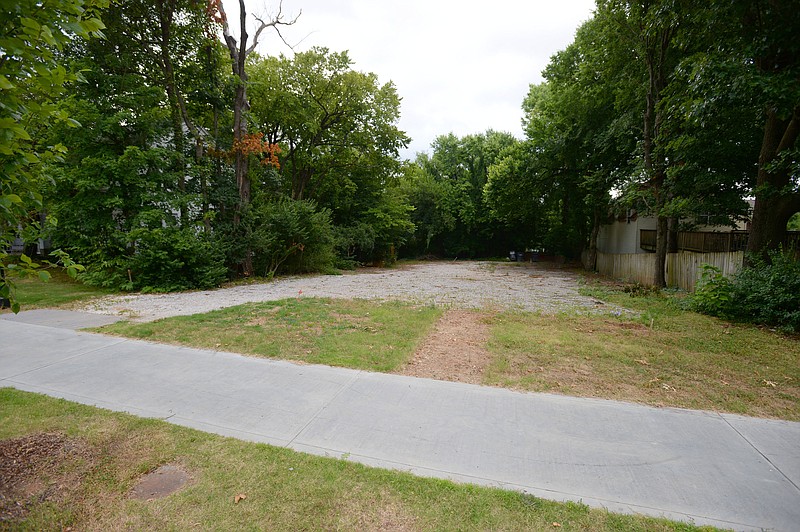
1;312;799;531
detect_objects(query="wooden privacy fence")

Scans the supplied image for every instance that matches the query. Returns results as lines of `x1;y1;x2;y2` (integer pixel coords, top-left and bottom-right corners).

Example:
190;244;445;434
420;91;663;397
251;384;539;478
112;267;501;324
595;252;655;287
640;229;798;253
667;251;744;291
595;250;744;291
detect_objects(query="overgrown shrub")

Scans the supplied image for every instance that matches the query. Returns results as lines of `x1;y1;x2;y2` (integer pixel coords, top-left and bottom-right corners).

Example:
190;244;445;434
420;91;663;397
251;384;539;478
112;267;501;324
80;226;228;292
731;251;800;332
125;227;228;292
250;198;336;277
332;222;375;268
691;264;735;317
692;251;800;332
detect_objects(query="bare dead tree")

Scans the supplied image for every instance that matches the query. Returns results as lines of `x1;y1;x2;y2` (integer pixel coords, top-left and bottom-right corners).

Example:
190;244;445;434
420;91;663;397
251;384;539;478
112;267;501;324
217;0;299;275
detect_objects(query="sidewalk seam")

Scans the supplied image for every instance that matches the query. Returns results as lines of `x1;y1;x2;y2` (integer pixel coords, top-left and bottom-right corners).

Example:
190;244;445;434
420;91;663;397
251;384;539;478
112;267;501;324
284;370;363;448
2;336;130;381
720;413;800;493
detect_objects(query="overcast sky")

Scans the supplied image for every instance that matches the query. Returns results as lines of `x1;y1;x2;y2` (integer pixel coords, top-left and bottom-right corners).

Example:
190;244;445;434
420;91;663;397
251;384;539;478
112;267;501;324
238;0;597;158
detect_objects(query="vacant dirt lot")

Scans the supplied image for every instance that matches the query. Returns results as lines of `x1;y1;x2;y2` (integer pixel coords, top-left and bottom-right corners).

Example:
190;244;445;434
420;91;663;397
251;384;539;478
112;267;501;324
82;261;611;322
79;261;630;386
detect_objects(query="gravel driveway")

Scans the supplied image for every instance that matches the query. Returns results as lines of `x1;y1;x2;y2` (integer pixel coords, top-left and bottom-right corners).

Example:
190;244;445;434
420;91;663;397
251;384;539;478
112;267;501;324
81;261;611;322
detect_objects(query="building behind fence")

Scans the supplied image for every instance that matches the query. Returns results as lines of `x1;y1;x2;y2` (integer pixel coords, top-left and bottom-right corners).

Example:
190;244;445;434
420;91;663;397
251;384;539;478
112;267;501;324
590;223;799;291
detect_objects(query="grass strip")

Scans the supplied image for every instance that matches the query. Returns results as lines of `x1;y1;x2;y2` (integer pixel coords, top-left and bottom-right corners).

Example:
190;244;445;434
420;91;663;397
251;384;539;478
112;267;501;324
0;388;718;531
100;298;441;372
484;285;800;420
3;269;112;310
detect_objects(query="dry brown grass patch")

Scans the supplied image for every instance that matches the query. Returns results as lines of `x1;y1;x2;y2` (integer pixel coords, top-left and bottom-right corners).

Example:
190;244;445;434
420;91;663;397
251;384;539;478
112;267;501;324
0;432;96;522
334;488;417;531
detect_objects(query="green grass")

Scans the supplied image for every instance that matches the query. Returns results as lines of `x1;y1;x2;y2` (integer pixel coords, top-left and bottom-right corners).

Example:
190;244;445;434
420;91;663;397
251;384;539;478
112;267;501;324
4;269;112;310
0;388;718;531
483;284;800;420
100;298;441;372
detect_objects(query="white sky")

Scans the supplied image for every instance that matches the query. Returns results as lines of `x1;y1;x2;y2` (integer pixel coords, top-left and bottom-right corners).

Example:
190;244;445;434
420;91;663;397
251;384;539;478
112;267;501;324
237;0;596;158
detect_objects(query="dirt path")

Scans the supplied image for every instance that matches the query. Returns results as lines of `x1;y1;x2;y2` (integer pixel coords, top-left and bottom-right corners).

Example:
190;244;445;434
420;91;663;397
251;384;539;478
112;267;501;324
401;309;493;384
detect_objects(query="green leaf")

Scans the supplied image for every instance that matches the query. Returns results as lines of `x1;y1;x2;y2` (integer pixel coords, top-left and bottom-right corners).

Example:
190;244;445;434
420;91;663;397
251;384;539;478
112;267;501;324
40;25;56;46
20;17;41;32
3;194;23;204
0;119;32;140
38;270;51;282
0;76;14;90
11;302;20;314
81;17;106;33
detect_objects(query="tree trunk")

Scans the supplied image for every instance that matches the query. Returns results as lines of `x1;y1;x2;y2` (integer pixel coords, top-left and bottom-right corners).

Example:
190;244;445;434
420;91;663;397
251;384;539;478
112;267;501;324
745;106;800;265
233;82;250;212
232;82;253;275
667;217;678;253
586;208;601;271
155;0;187;223
217;0;297;276
221;0;253;275
654;215;668;287
642;26;673;288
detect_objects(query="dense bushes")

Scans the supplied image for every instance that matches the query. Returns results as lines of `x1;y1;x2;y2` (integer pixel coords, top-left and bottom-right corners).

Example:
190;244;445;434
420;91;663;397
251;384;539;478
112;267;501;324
123;227;228;292
692;251;800;332
250;198;336;278
732;252;800;332
73;198;338;290
79;226;227;293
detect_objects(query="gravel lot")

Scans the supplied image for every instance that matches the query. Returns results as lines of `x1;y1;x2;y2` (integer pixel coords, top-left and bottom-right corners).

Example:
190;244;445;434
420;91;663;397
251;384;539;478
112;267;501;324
81;261;612;322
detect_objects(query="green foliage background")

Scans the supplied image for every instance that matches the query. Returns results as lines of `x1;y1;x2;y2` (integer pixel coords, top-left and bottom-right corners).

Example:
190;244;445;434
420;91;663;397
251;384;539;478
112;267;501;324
3;0;797;300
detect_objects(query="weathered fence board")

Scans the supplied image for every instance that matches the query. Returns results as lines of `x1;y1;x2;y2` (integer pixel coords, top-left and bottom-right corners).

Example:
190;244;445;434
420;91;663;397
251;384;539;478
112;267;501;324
596;252;656;286
595;251;744;291
667;251;744;291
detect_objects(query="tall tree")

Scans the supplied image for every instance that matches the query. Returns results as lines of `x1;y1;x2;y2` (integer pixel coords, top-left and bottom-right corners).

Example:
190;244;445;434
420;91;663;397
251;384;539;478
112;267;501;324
101;0;214;222
487;14;636;264
44;0;229;292
656;1;799;261
409;130;517;257
215;0;298;275
249;48;408;203
596;0;684;286
249;47;413;263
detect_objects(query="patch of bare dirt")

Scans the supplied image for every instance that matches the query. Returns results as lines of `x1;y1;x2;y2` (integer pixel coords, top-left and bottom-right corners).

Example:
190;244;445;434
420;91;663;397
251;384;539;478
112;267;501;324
401;309;492;384
129;464;190;501
0;432;95;523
